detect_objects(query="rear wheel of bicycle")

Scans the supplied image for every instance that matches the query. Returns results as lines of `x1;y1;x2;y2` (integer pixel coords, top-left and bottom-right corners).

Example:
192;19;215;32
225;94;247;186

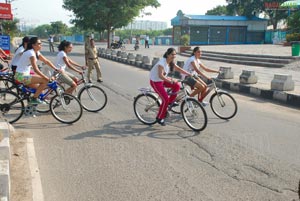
78;85;107;112
0;78;19;94
210;92;237;120
0;90;24;124
133;93;160;125
50;93;82;124
36;89;58;113
181;98;207;132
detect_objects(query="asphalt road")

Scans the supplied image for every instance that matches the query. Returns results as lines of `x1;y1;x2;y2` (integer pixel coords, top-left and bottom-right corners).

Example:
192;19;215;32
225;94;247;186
11;45;300;201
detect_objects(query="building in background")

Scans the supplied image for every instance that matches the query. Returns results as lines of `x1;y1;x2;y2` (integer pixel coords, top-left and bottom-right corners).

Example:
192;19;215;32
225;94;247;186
171;11;268;45
123;20;168;31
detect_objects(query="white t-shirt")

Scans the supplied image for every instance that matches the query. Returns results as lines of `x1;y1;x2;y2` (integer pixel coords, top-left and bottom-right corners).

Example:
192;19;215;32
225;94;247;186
183;56;202;77
16;49;40;74
149;58;169;82
56;51;67;71
11;46;25;66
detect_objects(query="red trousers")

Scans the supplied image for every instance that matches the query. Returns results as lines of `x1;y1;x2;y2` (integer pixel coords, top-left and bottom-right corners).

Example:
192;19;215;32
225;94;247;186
150;80;180;119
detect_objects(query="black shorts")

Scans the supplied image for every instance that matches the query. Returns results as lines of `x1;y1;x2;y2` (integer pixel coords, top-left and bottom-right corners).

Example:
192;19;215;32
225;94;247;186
184;76;197;87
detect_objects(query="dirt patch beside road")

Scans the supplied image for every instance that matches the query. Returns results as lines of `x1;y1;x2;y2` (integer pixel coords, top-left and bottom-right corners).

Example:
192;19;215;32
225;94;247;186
10;130;32;201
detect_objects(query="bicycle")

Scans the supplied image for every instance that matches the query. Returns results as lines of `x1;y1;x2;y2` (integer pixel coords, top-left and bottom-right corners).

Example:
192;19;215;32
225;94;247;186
0;79;83;124
133;80;208;132
54;69;107;112
196;75;238;120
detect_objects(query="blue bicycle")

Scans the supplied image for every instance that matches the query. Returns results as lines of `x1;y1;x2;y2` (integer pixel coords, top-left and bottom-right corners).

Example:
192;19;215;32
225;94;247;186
0;80;83;124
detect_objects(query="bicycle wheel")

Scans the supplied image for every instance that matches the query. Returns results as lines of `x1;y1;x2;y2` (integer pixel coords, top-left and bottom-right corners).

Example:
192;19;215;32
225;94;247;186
78;85;107;112
36;89;58;113
210;92;237;120
0;78;19;94
181;98;207;131
133;93;160;125
0;90;24;124
50;93;83;124
170;87;190;114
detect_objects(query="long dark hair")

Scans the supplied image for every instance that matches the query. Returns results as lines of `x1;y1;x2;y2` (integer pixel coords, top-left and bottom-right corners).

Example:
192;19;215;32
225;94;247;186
58;40;71;51
15;36;29;53
191;46;200;56
163;47;176;71
25;37;39;59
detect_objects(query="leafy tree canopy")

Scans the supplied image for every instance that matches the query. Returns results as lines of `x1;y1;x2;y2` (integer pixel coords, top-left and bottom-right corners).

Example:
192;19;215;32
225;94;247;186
63;0;160;46
206;5;229;15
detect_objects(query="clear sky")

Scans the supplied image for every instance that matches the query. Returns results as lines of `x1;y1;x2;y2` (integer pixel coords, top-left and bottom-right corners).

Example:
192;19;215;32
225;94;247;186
11;0;227;27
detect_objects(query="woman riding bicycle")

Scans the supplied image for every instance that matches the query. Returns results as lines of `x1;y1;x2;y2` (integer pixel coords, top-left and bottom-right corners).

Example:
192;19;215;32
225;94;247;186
183;46;220;105
11;36;30;75
15;37;60;105
55;40;85;94
149;47;191;126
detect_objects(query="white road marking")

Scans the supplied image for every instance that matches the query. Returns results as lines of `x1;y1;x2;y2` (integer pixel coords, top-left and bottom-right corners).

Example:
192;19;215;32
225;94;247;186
27;138;44;201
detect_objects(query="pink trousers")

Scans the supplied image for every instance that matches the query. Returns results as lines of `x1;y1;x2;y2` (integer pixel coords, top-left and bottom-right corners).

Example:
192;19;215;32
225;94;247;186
150;80;180;119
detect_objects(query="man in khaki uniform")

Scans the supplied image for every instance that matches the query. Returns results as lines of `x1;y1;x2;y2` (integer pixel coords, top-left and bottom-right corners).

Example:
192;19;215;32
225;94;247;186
86;39;102;83
84;35;91;65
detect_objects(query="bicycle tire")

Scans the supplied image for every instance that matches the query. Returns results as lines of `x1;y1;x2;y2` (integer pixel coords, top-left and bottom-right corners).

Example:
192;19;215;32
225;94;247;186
133;93;160;125
210;92;237;120
0;78;19;94
50;93;83;124
0;90;24;124
78;85;107;112
36;89;58;113
181;98;207;131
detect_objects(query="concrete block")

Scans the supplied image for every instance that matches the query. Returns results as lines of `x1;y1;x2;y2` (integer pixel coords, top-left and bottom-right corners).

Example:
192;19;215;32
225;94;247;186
127;53;135;64
273;91;288;102
142;56;151;69
230;83;240;92
0;137;9;160
152;57;159;67
121;52;128;63
218;67;234;79
239;70;258;84
250;87;261;96
0;160;10;199
271;74;295;91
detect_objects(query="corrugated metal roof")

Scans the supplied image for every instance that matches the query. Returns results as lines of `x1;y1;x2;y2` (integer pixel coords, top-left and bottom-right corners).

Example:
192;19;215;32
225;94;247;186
185;15;267;21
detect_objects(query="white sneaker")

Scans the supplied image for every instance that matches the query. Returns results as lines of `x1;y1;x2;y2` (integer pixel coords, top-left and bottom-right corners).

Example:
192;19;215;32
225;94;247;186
201;101;209;107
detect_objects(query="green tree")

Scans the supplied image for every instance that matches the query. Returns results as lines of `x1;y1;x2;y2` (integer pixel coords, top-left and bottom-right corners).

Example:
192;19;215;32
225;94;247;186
226;0;288;29
287;11;300;33
206;5;228;15
63;0;160;47
50;21;69;35
32;24;52;38
1;19;19;38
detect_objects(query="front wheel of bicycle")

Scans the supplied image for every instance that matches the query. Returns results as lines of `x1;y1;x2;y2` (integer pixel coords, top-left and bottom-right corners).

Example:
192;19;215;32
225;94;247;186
36;89;58;113
133;93;160;125
0;90;24;124
181;98;207;132
50;93;83;124
78;85;107;112
210;92;237;120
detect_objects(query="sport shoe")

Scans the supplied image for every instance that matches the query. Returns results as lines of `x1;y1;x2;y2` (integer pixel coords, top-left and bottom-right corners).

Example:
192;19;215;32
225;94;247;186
29;97;45;105
200;101;209;107
156;118;166;126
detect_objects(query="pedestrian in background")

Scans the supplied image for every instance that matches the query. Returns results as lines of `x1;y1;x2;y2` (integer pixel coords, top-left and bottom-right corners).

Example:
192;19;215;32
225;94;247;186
86;39;102;83
145;35;149;48
48;35;55;52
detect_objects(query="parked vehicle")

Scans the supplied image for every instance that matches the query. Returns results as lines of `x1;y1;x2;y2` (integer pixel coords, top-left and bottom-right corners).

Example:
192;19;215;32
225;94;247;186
110;40;125;50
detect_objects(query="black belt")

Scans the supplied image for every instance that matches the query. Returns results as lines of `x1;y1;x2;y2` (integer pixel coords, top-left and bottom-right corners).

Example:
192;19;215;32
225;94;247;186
89;57;98;60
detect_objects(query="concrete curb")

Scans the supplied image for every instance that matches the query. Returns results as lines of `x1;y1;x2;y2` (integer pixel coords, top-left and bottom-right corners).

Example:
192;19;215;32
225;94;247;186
0;122;13;201
98;52;300;108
